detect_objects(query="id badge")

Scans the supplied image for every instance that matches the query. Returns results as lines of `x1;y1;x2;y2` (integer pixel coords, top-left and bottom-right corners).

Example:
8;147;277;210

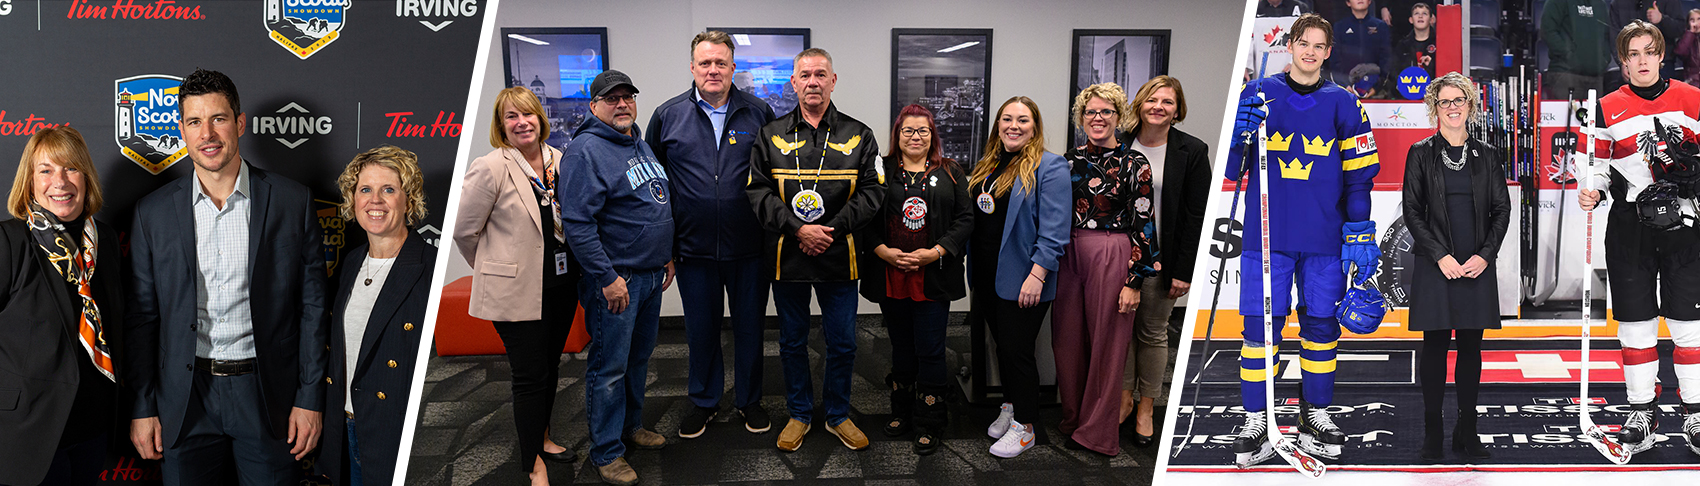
555;251;570;275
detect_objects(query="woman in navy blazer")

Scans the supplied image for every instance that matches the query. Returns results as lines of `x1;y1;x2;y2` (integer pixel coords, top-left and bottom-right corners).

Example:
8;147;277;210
968;96;1071;459
319;146;437;486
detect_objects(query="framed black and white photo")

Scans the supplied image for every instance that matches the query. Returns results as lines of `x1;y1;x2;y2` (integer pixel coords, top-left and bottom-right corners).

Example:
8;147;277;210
891;28;993;167
1068;29;1170;148
708;28;810;117
500;27;609;152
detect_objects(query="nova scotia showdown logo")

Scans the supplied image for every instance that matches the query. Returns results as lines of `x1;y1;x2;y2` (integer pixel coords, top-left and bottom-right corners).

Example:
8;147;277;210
264;0;349;59
114;75;187;175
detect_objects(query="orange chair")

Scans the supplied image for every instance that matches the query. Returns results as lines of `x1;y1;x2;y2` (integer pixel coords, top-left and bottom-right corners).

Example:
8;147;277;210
434;276;589;356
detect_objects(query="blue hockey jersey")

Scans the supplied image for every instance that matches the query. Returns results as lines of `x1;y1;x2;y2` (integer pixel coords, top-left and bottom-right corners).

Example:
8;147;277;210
1225;73;1379;254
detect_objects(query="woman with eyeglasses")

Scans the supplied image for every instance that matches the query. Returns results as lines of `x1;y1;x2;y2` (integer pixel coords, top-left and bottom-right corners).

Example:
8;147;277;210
1400;72;1509;463
1050;83;1159;457
861;104;973;455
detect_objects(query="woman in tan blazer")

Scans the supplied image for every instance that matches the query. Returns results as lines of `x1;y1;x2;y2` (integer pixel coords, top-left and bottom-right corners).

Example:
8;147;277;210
452;87;577;486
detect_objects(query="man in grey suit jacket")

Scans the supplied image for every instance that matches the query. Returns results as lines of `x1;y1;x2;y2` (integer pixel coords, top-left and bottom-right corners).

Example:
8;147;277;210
125;69;329;486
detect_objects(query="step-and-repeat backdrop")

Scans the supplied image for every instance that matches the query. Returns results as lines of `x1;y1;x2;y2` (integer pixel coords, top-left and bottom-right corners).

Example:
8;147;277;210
0;0;484;483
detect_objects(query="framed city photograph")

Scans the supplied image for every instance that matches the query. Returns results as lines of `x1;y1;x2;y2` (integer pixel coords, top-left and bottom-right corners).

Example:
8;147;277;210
1068;29;1170;148
707;27;810;117
891;28;993;167
500;27;609;151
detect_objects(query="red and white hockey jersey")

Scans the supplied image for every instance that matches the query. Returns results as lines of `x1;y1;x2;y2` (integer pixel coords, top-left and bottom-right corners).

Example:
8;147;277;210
1588;80;1700;202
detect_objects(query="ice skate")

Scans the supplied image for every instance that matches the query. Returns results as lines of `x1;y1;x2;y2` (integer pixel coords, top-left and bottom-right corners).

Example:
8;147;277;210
1619;401;1660;454
1233;411;1277;468
1298;402;1345;460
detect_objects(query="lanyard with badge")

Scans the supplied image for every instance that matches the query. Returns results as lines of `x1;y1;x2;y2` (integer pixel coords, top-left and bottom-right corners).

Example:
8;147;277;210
901;162;931;231
791;127;829;223
522;150;571;276
976;163;998;214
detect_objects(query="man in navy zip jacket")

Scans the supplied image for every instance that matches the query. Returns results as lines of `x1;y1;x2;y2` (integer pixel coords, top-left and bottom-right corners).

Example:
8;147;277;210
1329;0;1393;87
559;70;676;486
644;31;779;440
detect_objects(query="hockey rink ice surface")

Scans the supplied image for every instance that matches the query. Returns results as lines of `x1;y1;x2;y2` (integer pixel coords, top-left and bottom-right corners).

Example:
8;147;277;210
1165;337;1700;474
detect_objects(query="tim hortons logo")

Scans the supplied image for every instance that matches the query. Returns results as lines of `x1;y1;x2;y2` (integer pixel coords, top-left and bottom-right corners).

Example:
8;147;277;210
395;0;476;31
252;102;331;149
265;0;349;59
68;0;206;20
384;111;461;138
0;111;69;136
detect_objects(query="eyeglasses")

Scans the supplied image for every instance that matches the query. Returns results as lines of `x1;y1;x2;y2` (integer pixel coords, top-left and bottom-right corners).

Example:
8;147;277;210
596;94;637;106
900;127;932;138
1084;109;1118;119
1436;97;1469;109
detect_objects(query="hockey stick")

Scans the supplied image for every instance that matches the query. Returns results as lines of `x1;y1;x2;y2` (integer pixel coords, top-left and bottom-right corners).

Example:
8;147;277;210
1170;116;1256;461
1255;91;1326;477
1578;88;1633;465
1536;91;1576;306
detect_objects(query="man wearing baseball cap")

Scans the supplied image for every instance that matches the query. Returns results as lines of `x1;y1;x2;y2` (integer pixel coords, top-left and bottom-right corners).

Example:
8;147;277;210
558;69;675;485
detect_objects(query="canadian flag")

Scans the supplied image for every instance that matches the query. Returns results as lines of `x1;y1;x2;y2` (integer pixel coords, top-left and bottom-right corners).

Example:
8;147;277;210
1456;350;1625;383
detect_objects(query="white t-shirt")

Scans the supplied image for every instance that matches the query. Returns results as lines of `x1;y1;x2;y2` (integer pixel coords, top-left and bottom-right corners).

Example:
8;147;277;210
343;254;397;414
1133;139;1168;230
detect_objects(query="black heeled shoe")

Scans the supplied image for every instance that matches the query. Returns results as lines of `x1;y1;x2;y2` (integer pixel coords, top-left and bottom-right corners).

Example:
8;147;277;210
540;448;577;463
1452;419;1491;461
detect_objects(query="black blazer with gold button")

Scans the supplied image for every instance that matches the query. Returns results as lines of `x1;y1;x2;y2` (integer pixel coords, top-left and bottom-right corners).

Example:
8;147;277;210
319;231;434;485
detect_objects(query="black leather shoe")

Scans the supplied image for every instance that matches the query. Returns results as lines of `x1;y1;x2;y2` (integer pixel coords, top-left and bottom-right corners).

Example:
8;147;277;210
540;448;576;463
1130;431;1155;448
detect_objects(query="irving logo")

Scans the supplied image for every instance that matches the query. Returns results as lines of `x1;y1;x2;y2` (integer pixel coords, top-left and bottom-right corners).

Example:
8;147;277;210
252;102;331;149
114;75;187;175
396;0;478;31
1279;158;1313;180
265;0;349;59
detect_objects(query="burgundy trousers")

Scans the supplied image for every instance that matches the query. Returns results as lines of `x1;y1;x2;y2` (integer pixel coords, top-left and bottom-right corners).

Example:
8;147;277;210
1051;228;1136;455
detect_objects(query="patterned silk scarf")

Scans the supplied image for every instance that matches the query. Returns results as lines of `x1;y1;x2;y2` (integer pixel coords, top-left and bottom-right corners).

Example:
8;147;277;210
26;205;114;382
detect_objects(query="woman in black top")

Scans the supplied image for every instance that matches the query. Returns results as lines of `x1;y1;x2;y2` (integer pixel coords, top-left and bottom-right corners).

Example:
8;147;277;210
0;127;126;486
861;104;973;455
1400;72;1510;463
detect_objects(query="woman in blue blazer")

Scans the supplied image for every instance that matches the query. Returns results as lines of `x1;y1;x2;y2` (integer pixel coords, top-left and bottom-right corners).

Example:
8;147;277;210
969;96;1071;459
319;146;437;486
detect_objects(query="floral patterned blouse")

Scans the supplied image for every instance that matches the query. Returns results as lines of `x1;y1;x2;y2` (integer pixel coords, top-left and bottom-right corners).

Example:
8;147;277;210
1066;143;1160;288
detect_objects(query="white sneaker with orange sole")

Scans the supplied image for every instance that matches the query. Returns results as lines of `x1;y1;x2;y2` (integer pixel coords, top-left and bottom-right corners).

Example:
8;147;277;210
989;421;1035;458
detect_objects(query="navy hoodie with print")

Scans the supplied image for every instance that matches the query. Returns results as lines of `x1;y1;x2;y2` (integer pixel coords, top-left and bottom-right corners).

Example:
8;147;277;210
559;116;674;289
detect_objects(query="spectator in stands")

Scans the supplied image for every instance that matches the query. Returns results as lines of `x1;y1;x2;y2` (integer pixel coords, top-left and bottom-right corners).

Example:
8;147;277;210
1394;2;1437;80
1331;0;1394;86
1539;0;1612;99
1258;0;1313;18
1672;8;1700;84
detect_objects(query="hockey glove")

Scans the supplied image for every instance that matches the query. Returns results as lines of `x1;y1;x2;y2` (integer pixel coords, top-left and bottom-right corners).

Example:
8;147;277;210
1232;95;1267;148
1341;220;1380;285
1337;280;1387;335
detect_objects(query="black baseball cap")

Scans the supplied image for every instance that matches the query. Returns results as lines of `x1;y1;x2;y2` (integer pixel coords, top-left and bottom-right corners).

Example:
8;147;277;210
590;70;639;98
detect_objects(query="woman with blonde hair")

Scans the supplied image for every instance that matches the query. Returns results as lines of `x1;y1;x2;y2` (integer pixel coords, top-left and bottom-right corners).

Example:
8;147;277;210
970;96;1071;458
1121;75;1213;448
319;145;436;486
0;126;127;486
452;87;577;485
1400;71;1508;462
1051;83;1159;457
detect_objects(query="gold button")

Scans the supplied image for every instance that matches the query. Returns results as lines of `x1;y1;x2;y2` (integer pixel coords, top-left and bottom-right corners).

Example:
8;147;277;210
404;323;415;331
377;392;386;400
388;360;398;368
325;377;333;384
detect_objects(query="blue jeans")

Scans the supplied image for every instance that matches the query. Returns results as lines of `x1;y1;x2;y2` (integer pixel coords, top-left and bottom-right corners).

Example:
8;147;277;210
772;281;858;426
677;256;770;409
346;417;363;486
579;267;665;467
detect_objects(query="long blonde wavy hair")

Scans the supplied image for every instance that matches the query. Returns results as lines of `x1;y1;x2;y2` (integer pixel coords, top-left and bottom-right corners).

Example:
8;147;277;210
970;96;1046;197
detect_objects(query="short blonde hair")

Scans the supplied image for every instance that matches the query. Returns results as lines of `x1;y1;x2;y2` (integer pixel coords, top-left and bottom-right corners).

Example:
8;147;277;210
1422;71;1480;126
338;145;428;228
1071;83;1133;134
488;86;550;149
10;126;103;220
692;31;736;59
1129;75;1189;132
